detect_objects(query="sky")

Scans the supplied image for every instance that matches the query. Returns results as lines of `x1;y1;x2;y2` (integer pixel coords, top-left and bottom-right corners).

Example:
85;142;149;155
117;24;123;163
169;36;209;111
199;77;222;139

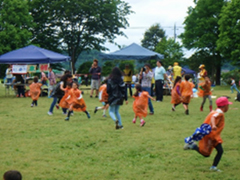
104;0;196;57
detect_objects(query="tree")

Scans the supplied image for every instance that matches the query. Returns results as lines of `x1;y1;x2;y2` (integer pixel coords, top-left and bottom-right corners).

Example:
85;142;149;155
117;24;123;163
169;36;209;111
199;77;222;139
102;61;116;76
141;24;166;51
217;0;240;65
155;37;184;67
43;0;132;73
0;0;33;54
180;0;226;85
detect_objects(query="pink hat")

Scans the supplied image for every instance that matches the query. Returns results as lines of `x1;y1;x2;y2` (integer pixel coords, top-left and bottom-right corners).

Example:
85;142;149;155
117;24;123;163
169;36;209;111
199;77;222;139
216;97;232;107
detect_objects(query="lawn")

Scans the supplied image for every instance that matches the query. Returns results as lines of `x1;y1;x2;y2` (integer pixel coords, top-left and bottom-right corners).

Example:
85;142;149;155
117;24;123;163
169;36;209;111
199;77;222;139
0;85;239;180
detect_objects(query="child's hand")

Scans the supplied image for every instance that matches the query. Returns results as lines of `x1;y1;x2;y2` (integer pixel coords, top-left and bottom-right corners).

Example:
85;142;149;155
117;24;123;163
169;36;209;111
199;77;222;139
212;125;217;130
153;98;156;101
125;101;128;105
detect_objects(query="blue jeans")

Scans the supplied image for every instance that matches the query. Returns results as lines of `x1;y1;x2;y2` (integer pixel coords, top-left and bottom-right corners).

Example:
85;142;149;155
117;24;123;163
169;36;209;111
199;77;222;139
109;105;122;126
49;97;67;113
231;84;240;93
142;87;154;113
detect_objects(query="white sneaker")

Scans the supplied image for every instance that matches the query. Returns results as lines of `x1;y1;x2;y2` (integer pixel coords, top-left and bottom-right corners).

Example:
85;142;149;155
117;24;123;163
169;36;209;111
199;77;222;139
183;143;196;150
209;166;222;172
48;112;53;115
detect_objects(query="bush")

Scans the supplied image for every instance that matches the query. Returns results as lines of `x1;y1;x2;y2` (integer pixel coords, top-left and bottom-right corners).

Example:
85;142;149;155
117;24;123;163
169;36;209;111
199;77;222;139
221;69;240;85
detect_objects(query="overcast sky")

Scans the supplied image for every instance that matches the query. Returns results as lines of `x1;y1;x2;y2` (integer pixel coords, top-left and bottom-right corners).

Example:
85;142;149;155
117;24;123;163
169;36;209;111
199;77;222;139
104;0;196;57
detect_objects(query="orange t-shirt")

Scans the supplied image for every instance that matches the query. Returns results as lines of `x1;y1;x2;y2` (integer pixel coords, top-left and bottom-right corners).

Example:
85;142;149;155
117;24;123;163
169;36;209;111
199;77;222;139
180;81;194;103
132;91;149;117
29;82;42;100
198;80;212;97
99;84;108;103
171;82;182;105
199;109;225;156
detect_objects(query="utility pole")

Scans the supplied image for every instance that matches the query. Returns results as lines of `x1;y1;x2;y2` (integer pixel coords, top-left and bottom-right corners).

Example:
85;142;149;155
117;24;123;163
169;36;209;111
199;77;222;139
174;23;177;41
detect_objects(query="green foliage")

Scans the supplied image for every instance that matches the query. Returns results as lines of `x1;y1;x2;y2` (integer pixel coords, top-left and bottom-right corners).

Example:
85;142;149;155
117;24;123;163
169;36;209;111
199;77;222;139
141;23;166;51
77;61;92;74
0;0;33;54
221;69;240;85
118;60;135;72
155;37;184;67
217;0;240;65
102;61;116;77
0;64;8;78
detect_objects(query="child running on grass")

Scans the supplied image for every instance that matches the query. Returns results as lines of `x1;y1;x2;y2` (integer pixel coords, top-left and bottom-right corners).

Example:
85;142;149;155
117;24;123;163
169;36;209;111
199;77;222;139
60;81;90;121
29;77;42;107
171;76;182;111
180;74;195;115
94;80;109;117
132;84;155;127
198;76;212;112
183;96;232;172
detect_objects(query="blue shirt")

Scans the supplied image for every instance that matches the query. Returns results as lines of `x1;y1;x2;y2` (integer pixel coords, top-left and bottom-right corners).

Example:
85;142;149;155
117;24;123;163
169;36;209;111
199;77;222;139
154;66;166;80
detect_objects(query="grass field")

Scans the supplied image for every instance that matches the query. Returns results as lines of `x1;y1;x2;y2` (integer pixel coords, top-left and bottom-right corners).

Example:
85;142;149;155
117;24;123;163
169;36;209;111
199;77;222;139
0;85;240;180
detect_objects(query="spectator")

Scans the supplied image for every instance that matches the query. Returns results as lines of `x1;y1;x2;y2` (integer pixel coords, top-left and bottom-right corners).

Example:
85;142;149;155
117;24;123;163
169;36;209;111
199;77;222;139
154;60;167;102
140;64;154;115
41;70;47;86
48;67;56;93
123;64;133;97
14;74;25;97
89;59;101;98
172;62;182;80
3;170;22;180
84;74;89;86
5;65;13;88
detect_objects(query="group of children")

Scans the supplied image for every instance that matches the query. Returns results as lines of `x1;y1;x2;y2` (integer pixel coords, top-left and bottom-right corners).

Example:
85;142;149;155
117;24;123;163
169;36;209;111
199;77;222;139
28;72;231;172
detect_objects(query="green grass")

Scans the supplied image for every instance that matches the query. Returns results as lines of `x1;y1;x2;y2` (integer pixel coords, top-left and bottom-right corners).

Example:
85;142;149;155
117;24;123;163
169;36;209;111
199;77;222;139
0;85;240;180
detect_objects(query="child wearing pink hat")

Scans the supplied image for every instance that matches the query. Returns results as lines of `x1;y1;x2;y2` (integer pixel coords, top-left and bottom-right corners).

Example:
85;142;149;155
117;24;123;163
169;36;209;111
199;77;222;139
183;96;232;172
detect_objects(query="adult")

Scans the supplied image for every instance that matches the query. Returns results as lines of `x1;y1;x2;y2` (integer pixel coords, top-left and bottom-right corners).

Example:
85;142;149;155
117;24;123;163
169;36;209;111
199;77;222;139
154;60;167;102
48;67;56;93
14;74;25;97
198;64;207;82
48;74;73;115
107;67;128;129
89;59;101;98
84;74;89;86
5;65;13;88
123;64;133;97
172;62;182;80
41;70;47;86
140;64;154;115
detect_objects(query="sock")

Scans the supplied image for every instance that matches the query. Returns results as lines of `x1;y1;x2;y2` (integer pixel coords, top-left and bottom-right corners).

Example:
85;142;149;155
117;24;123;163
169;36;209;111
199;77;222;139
35;100;38;106
140;119;144;123
103;109;106;115
97;107;102;110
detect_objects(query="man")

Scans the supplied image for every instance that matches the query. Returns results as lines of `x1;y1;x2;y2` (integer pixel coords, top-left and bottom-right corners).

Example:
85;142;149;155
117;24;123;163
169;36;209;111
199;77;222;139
41;70;47;86
140;64;154;115
89;59;101;98
155;60;167;102
172;62;182;80
123;64;132;97
48;67;56;93
5;65;13;88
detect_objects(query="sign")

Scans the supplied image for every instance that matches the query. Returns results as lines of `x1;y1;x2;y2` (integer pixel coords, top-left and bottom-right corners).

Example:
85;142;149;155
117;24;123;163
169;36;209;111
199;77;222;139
28;65;37;72
12;65;27;74
40;64;48;71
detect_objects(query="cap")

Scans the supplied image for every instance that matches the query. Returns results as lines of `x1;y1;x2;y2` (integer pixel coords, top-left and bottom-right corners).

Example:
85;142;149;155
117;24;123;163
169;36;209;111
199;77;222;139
199;64;205;68
216;97;232;107
168;65;172;70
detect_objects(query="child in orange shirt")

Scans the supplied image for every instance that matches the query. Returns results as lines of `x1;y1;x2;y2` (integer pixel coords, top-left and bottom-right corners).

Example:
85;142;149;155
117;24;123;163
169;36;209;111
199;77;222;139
184;97;232;172
59;82;72;112
62;81;90;121
171;76;182;111
180;74;195;115
29;77;42;107
198;76;212;111
132;84;155;127
94;82;109;117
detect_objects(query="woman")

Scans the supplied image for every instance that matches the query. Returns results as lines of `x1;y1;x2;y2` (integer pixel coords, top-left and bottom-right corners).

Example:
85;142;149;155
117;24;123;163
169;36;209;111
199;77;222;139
107;67;128;129
48;74;73;115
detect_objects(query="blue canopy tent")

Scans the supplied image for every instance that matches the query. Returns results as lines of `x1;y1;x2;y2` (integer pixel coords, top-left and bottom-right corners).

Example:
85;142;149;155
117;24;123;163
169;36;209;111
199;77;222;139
182;67;196;74
0;45;71;64
100;43;164;60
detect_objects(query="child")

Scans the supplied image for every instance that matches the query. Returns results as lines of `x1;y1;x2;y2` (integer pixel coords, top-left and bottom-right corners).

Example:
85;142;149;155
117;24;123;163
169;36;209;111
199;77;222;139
29;76;42;107
171;76;182;111
107;67;128;129
59;82;73;113
132;84;155;127
3;170;22;180
180;74;195;115
183;97;232;172
198;76;212;111
230;77;240;93
94;81;109;117
61;81;90;121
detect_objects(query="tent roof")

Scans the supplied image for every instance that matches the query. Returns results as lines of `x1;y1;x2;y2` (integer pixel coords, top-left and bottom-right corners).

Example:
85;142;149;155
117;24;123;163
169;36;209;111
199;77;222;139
0;45;71;64
182;67;196;74
100;43;164;60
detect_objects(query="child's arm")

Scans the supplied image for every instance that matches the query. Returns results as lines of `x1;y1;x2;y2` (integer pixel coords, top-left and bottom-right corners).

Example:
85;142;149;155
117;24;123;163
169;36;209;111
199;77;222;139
147;94;156;101
210;116;217;130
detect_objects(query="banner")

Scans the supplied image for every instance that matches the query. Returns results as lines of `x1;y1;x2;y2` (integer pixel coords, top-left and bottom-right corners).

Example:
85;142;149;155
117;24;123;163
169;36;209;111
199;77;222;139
12;65;28;74
28;65;37;72
40;64;48;72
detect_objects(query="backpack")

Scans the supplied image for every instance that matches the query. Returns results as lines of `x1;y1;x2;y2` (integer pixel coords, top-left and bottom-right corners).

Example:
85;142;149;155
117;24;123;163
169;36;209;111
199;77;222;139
235;92;240;102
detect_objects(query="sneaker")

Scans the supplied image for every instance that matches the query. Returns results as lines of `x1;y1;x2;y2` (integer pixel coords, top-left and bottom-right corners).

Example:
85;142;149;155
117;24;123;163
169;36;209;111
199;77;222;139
94;107;98;114
65;117;69;121
95;95;98;98
102;114;107;117
62;112;67;115
115;120;119;129
183;142;196;150
132;118;136;124
48;112;53;115
149;112;154;115
70;112;74;116
185;109;189;115
56;104;59;110
31;104;34;107
90;95;93;98
200;106;203;111
209;166;222;172
172;106;175;111
140;120;146;127
86;111;91;119
118;125;124;129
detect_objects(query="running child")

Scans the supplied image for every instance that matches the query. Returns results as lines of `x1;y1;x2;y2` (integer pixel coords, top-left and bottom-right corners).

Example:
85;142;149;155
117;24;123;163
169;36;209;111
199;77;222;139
198;76;212;112
132;84;155;127
183;96;232;172
180;74;195;115
94;81;109;117
171;76;182;111
29;77;42;107
59;82;72;113
60;81;90;121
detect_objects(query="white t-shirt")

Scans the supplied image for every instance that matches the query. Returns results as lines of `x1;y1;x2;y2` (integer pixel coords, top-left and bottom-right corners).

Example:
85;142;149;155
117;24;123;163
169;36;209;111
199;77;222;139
5;68;13;79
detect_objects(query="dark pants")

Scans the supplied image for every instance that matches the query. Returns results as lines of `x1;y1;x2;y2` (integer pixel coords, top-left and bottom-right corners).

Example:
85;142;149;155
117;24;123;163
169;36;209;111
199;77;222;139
125;83;132;97
155;79;164;101
17;86;25;97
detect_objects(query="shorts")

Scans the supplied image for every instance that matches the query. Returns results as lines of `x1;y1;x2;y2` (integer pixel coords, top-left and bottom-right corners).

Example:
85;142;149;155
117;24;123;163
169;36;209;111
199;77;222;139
91;79;100;90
